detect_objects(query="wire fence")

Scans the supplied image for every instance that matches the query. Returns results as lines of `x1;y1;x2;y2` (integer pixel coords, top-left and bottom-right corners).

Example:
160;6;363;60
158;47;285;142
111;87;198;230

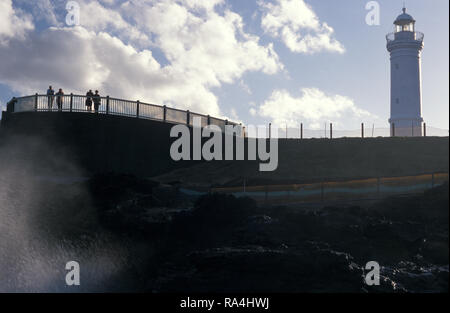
249;123;448;139
269;124;448;139
212;172;449;205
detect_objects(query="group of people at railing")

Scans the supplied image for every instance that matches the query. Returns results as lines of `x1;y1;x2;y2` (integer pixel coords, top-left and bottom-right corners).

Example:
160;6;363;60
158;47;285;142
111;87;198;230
84;89;102;112
46;86;102;112
46;86;64;111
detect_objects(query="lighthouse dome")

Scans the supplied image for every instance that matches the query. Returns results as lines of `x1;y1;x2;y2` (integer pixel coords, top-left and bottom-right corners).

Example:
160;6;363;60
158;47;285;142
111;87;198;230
394;8;415;25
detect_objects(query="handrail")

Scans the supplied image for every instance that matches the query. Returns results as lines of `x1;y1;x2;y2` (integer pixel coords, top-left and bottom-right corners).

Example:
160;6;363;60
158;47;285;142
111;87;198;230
8;94;242;132
386;31;424;43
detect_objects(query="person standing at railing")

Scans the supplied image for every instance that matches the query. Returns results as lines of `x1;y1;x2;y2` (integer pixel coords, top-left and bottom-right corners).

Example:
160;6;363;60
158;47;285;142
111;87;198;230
93;90;101;113
46;86;54;110
85;90;93;111
55;88;64;111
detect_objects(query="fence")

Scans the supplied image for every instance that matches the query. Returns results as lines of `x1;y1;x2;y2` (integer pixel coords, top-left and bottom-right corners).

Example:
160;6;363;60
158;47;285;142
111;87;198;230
211;172;449;205
7;95;449;139
260;123;448;139
8;94;241;133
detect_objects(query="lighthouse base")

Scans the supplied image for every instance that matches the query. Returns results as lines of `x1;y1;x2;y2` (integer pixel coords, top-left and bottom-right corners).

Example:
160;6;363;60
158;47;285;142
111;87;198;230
389;119;423;137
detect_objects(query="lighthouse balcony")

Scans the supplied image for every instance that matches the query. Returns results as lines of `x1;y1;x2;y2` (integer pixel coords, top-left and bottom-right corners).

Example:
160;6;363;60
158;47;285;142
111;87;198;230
386;31;424;44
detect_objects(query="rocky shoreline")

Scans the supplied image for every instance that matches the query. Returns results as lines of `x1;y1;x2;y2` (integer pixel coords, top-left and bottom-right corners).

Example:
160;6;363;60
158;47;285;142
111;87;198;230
0;170;448;292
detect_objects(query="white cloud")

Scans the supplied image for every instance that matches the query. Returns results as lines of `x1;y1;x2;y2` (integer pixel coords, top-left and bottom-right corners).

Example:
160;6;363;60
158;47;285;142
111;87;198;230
239;80;252;94
0;0;283;119
78;1;151;47
256;88;375;129
259;0;344;54
0;0;34;44
120;0;282;85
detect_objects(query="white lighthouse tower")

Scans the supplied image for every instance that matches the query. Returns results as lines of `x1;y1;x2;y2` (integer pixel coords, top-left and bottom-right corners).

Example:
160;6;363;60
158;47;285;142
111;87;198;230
386;7;424;136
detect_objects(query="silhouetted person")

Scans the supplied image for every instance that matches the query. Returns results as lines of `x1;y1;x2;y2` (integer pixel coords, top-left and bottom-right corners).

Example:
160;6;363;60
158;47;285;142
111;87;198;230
85;90;93;111
93;90;101;113
55;88;64;111
47;86;54;110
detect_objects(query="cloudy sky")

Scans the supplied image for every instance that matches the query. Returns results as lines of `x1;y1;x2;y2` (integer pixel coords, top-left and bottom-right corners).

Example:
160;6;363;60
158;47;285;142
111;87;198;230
0;0;448;130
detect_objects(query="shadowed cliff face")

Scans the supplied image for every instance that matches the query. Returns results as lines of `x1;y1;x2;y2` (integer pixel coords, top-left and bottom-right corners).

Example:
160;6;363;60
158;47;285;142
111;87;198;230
0;131;448;292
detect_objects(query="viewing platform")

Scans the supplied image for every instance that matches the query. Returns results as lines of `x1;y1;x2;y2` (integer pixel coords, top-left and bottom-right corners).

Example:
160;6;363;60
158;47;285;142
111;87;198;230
5;94;241;133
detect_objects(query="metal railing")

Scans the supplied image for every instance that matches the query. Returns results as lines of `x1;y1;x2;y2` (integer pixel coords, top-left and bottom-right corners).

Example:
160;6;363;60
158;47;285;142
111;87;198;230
8;94;241;133
386;31;424;44
6;95;448;139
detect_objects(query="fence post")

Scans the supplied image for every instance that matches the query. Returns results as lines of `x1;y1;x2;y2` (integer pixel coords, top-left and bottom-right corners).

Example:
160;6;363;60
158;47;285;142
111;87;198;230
300;123;303;139
163;105;167;122
34;93;38;111
269;123;271;139
321;181;325;202
423;123;426;137
264;185;268;204
225;119;228;126
330;123;333;139
377;177;380;198
186;110;190;125
207;115;211;125
392;123;395;137
361;123;364;138
69;93;73;112
136;100;140;118
106;96;110;114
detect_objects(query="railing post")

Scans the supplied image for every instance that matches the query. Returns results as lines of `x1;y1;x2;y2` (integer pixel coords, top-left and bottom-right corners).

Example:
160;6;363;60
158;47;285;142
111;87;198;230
225;119;228;126
186;110;190;125
106;96;110;114
34;93;38;111
361;123;364;138
163;105;167;122
300;123;303;139
423;122;426;137
8;97;16;113
392;123;395;137
136;100;140;118
269;123;271;139
207;115;210;125
69;93;73;112
330;123;333;139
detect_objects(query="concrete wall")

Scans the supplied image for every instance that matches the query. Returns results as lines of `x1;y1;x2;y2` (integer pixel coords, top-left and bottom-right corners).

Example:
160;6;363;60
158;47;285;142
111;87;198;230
1;111;190;177
1;111;448;183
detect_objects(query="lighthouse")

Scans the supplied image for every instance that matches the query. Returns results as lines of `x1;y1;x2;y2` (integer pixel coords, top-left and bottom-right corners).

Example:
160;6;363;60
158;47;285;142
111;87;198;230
386;7;424;136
